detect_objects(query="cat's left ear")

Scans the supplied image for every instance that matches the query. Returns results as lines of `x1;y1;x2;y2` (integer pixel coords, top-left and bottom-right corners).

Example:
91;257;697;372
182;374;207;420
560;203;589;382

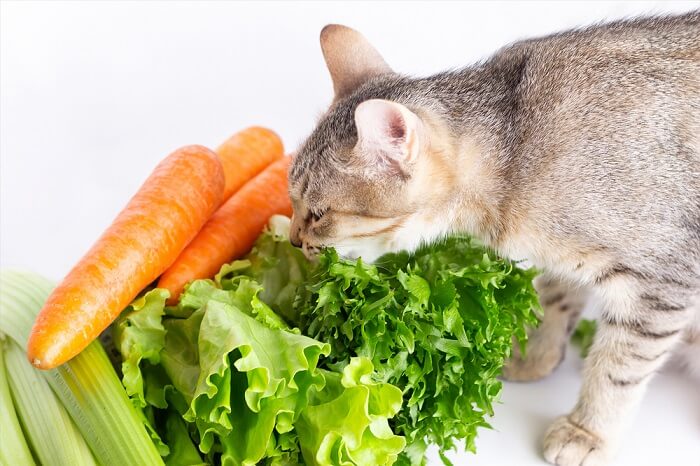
354;99;424;177
320;24;393;100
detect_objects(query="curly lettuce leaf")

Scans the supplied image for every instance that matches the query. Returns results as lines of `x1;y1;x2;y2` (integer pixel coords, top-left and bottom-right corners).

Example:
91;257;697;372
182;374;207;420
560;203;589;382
113;288;171;456
182;299;329;463
114;288;169;407
217;215;309;324
116;267;406;466
296;358;405;466
295;238;540;463
217;217;540;464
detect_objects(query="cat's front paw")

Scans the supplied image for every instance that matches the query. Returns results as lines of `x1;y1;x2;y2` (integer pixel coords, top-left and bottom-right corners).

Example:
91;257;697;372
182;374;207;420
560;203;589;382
543;416;609;466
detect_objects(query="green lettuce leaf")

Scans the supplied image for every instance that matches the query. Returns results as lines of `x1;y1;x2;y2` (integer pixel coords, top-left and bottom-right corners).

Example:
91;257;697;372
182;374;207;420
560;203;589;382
114;288;169;407
164;411;207;466
571;319;597;358
216;215;309;324
296;358;405;466
203;217;540;464
292;239;540;463
182;298;329;463
113;288;171;456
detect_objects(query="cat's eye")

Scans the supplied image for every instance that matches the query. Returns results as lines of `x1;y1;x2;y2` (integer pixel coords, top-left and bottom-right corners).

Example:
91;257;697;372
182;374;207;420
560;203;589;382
309;208;328;222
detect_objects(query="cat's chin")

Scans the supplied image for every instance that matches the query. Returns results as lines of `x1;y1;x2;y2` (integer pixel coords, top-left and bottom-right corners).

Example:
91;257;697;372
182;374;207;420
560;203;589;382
332;227;427;263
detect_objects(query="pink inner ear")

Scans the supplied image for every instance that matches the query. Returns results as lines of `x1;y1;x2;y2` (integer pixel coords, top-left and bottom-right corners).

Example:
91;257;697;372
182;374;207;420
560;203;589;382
355;99;420;172
387;113;406;140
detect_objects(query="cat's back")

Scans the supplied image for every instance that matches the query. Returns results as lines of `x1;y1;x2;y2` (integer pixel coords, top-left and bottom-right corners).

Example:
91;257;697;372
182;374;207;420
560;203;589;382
489;12;699;259
511;12;699;107
500;11;700;169
519;11;699;65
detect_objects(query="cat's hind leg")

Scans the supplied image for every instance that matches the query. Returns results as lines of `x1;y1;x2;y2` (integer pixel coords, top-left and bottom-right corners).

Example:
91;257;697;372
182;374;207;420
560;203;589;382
671;292;700;380
502;274;588;382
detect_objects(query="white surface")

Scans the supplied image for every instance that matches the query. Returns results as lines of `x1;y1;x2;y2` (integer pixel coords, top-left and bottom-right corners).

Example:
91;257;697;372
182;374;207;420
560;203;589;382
428;342;700;466
1;2;698;465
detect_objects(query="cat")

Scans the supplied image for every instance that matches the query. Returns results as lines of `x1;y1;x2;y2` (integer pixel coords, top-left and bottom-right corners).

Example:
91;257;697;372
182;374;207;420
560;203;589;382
287;12;699;466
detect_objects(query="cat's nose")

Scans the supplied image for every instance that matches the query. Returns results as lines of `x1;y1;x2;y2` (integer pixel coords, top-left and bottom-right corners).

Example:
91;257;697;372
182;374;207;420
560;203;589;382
289;215;303;247
289;227;302;247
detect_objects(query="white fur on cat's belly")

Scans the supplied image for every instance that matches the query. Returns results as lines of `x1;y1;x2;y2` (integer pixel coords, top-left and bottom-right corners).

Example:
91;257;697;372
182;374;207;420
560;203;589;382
334;211;453;263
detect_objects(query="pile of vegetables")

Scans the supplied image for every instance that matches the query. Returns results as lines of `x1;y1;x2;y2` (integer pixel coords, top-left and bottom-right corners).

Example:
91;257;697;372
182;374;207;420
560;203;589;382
28;128;289;370
114;217;539;465
2;126;542;466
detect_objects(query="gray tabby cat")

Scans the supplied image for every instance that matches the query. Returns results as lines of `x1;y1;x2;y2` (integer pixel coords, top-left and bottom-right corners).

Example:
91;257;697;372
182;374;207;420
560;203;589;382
288;12;700;466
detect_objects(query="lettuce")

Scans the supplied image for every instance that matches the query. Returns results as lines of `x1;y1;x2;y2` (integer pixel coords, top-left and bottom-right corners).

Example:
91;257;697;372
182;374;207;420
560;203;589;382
114;288;169;408
114;288;171;456
299;244;539;464
115;257;404;466
114;216;539;465
216;214;310;324
571;319;597;358
232;218;540;464
296;358;405;466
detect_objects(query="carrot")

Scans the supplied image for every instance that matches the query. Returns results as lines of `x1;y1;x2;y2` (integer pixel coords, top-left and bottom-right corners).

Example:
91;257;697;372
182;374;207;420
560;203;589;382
27;145;225;369
158;156;292;303
217;126;284;200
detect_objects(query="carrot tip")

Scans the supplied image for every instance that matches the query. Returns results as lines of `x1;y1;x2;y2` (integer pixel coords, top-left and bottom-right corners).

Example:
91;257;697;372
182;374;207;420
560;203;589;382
29;351;59;370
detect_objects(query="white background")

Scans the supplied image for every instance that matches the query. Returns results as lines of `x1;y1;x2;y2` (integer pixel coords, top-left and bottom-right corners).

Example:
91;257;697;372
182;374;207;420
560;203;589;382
2;1;699;465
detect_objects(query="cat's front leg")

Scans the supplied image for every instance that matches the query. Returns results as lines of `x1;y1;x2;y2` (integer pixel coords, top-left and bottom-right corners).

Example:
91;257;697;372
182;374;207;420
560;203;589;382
502;274;587;381
543;276;695;466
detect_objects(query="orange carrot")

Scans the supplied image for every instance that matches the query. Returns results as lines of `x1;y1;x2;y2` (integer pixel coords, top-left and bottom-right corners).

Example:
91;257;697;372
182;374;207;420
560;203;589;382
28;145;225;369
158;156;292;303
217;126;284;200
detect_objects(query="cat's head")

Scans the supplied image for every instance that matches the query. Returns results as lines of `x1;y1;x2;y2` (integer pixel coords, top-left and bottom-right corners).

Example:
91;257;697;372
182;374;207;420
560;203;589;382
289;25;457;262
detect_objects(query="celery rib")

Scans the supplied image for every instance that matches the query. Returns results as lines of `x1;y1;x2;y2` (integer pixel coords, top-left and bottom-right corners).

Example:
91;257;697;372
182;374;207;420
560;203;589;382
0;338;36;466
4;339;97;465
0;270;165;466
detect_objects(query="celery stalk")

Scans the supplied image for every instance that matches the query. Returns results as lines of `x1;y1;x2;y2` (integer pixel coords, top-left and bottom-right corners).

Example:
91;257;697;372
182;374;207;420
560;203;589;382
0;270;164;466
4;339;96;465
0;337;36;466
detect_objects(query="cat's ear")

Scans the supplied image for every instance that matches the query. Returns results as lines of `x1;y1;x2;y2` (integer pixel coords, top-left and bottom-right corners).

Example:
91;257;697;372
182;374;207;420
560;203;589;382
320;24;393;100
354;99;423;176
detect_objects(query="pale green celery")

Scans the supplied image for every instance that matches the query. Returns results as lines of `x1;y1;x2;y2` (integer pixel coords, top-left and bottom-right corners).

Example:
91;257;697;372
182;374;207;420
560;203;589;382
4;338;96;465
0;337;36;466
0;270;164;466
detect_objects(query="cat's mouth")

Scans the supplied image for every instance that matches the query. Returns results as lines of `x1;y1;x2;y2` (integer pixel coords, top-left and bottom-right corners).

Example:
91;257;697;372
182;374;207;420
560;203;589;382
300;242;323;261
300;241;371;263
297;231;400;264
